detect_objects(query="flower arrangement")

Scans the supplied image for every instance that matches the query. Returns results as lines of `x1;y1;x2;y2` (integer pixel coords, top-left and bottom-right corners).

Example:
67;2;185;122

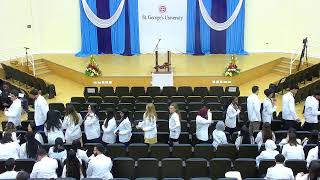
85;55;102;77
224;55;240;77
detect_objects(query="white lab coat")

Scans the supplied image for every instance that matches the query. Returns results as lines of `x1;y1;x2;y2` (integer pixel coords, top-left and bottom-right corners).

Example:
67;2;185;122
30;156;58;179
254;131;276;147
247;93;261;122
282;143;305;160
34;95;49;126
45;123;65;144
279;138;302;147
62;113;83;144
0;171;18;179
225;104;240;128
84;113;101;140
87;154;113;180
4;98;22;126
235;136;255;150
196;111;213;141
262;97;276;124
282;92;298;120
304;96;320;123
137;114;157;139
76;149;89;163
0;141;20;159
265;164;294;180
102;118;117;144
169;112;181;139
48;147;67;164
256;148;279;167
35;132;44;145
212;130;228;148
306;146;318;167
114;117;132;143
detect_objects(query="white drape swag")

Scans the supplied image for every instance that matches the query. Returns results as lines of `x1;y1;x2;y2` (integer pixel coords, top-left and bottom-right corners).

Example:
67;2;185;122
81;0;125;28
198;0;243;31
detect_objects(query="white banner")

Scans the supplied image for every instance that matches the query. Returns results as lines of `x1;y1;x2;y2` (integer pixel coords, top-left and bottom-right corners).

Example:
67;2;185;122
138;0;187;54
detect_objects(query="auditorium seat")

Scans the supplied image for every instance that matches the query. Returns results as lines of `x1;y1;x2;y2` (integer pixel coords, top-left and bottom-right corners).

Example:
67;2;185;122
238;144;259;158
206;102;223;111
193;87;209;97
84;87;99;97
130;87;145;97
120;96;136;104
150;144;170;160
161;158;184;179
215;144;237;160
100;103;116;111
303;144;317;158
157;132;169;143
136;96;153;103
67;102;82;112
172;144;192;160
157;120;169;132
99;86;114;97
209;158;232;180
15;159;36;173
157;111;169;120
84;143;102;156
181;120;189;132
135;178;157;180
224;86;240;96
153;96;170;103
49;102;65;113
162;86;177;97
112;157;135;179
106;144;127;159
185;158;208;180
189;111;199;121
285;160;307;175
189;120;196;134
187;96;203;103
115;87;130;97
171;96;186;103
234;158;257;178
154;102;169;111
179;132;191;144
134;111;145;120
87;96;103;105
135;103;148;111
128;143;149;160
238;96;248;104
220;96;233;109
103;96;119;104
188;102;204;112
136;158;159;178
146;86;161;97
194;144;215;160
204;96;220;103
117;103;134;111
190;178;212;180
131;132;144;143
216;178;238;180
176;102;187;111
209;86;224;97
258;159;275;176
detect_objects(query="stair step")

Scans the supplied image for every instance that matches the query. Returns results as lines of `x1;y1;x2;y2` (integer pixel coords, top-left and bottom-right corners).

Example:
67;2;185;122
36;69;51;76
276;64;295;70
280;60;299;66
28;60;46;67
272;67;289;75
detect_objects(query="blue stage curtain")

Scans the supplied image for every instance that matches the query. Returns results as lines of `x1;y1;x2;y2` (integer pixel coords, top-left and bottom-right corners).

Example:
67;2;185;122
76;0;98;57
210;0;227;54
226;0;247;55
97;0;112;54
128;0;140;55
186;0;196;54
200;0;212;54
122;0;132;56
110;0;125;54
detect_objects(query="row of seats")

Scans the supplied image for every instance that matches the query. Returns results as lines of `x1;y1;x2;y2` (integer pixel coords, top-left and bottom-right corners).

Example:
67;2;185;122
295;79;320;103
84;86;240;98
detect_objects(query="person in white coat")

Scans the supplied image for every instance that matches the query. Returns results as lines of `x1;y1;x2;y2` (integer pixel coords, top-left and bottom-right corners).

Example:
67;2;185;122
265;154;294;180
114;109;132;146
0;132;20;159
282;84;300;130
84;104;101;143
45;110;65;144
235;125;254;149
19;132;42;159
255;122;276;148
28;123;44;144
303;90;320;131
296;161;320;180
136;103;158;144
306;142;320;167
196;107;213;143
168;103;181;146
282;132;305;160
62;104;83;144
87;144;113;180
262;89;277;124
30;89;49;131
48;138;67;164
72;140;89;164
247;86;261;136
256;140;279;166
212;121;228;149
279;128;302;147
102;109;117;145
30;149;58;179
0;158;18;179
225;96;241;135
61;149;84;179
4;90;22;127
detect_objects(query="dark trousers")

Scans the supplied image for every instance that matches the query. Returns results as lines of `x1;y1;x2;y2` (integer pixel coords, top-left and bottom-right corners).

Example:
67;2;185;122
86;138;101;143
303;122;319;131
36;125;44;132
169;138;179;146
284;120;301;130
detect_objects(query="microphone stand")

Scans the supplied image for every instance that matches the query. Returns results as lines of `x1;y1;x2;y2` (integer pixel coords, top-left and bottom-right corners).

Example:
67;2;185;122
154;39;161;52
24;47;30;67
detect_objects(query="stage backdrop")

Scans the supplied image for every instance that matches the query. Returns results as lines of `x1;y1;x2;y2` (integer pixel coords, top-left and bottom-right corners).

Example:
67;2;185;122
77;0;246;56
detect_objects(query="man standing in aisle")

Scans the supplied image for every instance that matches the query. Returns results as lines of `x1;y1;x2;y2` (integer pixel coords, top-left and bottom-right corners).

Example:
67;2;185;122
303;90;320;131
247;86;261;136
30;89;49;131
282;84;300;130
4;90;22;127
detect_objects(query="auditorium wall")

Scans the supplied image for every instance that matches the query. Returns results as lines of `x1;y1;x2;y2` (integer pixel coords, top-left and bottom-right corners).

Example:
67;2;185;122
0;0;319;60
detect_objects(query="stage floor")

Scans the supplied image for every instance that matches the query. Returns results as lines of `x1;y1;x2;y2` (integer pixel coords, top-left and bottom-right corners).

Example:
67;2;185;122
33;52;316;77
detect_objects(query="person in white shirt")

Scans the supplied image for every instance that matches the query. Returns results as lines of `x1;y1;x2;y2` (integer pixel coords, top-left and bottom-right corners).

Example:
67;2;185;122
256;140;279;166
48;138;67;164
84;104;101;143
279;128;302;147
3;122;18;142
212;121;228;149
168;103;181;146
27;123;44;144
87;144;113;180
4;90;22;127
136;103;158;144
235;125;254;149
196;107;213;143
302;130;319;147
303;90;320;131
72;140;89;164
225;96;241;135
45;110;65;144
0;158;18;179
19;132;42;159
247;86;261;136
306;142;320;168
30;148;58;179
102;109;117;145
262;89;277;124
62;104;83;144
282;132;305;160
282;84;300;130
62;149;84;179
114;109;132;146
0;132;20;159
265;154;294;180
255;122;276;148
30;89;49;131
296;161;320;180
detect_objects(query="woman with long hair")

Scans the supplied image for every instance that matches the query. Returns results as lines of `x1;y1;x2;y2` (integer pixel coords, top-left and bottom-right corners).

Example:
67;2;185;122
84;104;101;143
255;122;275;147
279;128;302;147
225;96;241;135
27;122;44;144
102;108;117;145
45;110;65;144
136;103;158;144
282;132;305;160
168;103;181;146
196;107;213;143
4;122;17;141
62;104;83;144
71;140;89;163
114;108;132;146
62;149;83;179
235;125;254;149
0;132;20;159
296;161;320;180
20;132;42;159
48;137;67;164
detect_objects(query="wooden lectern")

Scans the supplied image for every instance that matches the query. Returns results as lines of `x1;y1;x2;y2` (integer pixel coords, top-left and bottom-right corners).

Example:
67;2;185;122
154;50;171;73
152;50;173;88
